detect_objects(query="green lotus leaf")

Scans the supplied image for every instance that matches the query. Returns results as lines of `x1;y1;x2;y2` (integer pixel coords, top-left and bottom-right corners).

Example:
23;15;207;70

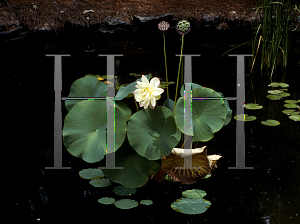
284;100;298;104
282;109;296;115
163;98;175;112
115;74;151;100
99;139;162;188
279;89;288;91
266;95;282;100
284;103;299;108
278;92;290;97
65;76;107;112
289;115;300;121
127;106;181;160
261;119;280;126
89;178;111;188
98;197;115;205
171;198;211;215
245;103;263;110
217;92;232;126
182;189;207;199
140;200;153;205
234;114;257;121
180;83;203;97
62;100;128;163
268;90;283;95
114;199;138;209
269;82;279;87
79;168;105;179
175;87;226;142
298;100;300;103
113;186;137;196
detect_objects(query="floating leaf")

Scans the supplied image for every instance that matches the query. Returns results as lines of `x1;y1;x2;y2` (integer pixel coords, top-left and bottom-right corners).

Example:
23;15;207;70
282;109;296;115
114;199;138;209
98;197;115;205
127;106;181;160
89;178;111;188
269;82;289;87
266;95;282;100
268;90;283;95
79;169;105;179
161;147;221;184
182;189;207;199
234;114;257;121
244;103;263;110
113;186;137;196
204;174;211;179
140;200;153;205
129;73;142;77
261;120;280;126
217;92;232;126
175;87;227;141
278;92;290;97
284;100;298;104
284;104;299;108
171;198;211;215
289;115;300;121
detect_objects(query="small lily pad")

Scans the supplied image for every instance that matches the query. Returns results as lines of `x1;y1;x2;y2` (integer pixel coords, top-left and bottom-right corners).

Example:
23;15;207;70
171;198;211;215
278;92;290;97
261;119;280;126
289;115;300;121
269;82;289;87
79;169;105;179
89;178;111;188
268;90;283;95
140;200;153;205
182;189;207;199
266;95;282;100
98;197;115;205
113;186;137;196
284;104;299;108
244;103;263;110
234;114;257;121
284;100;298;104
298;100;300;103
114;199;138;209
282;109;296;115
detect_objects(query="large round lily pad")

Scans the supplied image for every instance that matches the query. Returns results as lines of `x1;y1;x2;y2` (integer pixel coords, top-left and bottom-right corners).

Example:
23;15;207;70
175;87;226;142
99;138;162;188
127;106;181;160
62;100;129;163
171;198;211;215
65;76;107;112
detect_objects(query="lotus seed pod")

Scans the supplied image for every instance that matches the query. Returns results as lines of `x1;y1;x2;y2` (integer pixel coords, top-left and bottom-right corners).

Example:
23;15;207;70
158;21;170;31
176;20;191;35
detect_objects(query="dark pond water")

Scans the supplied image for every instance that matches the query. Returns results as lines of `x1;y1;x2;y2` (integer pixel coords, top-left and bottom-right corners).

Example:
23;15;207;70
3;24;300;223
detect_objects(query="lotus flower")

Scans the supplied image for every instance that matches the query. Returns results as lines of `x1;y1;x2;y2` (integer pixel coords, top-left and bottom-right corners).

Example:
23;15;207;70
133;75;164;109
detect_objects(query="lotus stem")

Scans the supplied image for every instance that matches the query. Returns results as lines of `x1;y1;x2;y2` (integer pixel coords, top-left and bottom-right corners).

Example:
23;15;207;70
163;32;169;99
173;35;184;113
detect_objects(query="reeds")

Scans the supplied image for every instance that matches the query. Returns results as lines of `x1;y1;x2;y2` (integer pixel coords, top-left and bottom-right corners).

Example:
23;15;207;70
251;0;298;79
